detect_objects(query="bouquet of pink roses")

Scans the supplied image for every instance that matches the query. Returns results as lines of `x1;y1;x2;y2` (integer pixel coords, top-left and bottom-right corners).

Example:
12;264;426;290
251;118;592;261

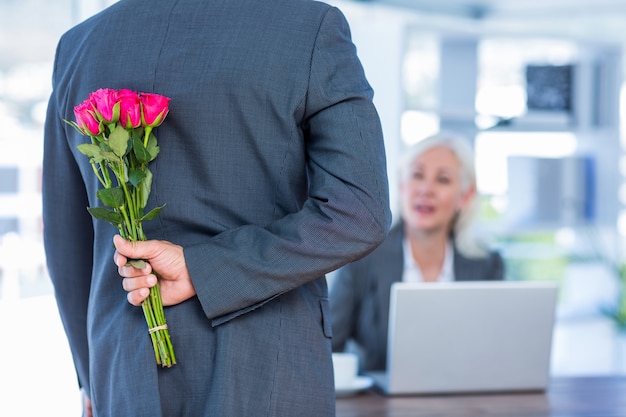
66;88;176;367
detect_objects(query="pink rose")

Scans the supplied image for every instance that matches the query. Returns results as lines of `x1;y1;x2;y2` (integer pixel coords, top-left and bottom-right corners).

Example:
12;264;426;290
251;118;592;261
140;93;170;128
89;88;120;123
118;89;142;129
73;100;102;136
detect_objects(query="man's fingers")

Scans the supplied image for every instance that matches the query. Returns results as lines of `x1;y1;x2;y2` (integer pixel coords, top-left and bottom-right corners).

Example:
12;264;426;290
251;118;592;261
127;288;150;306
122;274;156;291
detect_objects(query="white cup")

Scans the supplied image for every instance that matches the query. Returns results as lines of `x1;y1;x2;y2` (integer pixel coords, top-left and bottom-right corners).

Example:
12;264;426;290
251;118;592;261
332;352;359;389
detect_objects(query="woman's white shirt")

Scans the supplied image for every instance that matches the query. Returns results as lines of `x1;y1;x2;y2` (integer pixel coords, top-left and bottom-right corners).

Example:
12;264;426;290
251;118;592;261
402;238;454;282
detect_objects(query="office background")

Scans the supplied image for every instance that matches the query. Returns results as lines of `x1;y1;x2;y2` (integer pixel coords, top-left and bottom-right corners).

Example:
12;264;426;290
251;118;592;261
2;0;626;414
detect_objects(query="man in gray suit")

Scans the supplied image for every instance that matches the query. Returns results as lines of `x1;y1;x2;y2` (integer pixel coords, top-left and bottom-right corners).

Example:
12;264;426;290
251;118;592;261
42;0;391;416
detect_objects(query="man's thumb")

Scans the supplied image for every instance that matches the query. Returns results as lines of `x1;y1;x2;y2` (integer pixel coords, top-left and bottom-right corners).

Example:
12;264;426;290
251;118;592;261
113;235;142;257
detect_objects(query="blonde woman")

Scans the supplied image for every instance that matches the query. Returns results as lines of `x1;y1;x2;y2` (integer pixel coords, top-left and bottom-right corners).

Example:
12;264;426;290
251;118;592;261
330;131;504;372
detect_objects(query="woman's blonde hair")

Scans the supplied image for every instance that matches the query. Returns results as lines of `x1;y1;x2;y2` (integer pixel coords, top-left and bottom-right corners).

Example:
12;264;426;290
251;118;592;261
398;131;487;258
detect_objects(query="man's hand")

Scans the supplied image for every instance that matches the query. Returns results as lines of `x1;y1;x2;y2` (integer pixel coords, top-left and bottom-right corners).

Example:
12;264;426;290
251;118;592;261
113;235;196;306
82;389;93;417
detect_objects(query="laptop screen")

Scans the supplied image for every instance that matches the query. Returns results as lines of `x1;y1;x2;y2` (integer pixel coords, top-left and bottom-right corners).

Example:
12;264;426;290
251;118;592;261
376;280;559;395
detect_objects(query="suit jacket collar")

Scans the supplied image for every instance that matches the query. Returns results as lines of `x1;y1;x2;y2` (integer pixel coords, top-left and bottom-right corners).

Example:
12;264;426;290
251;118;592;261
388;219;471;282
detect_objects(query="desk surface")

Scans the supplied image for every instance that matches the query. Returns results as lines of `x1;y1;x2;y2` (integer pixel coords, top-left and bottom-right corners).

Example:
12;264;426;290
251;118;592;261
336;376;626;417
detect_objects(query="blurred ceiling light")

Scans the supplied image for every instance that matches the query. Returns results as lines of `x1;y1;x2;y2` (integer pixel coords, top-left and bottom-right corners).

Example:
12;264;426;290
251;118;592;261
618;210;626;237
475;84;527;120
619;155;626;177
555;227;577;247
619;183;626;206
475;131;578;195
400;110;440;145
475;114;500;130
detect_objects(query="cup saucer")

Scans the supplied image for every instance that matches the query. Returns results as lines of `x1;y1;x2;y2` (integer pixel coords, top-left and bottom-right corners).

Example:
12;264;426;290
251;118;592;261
335;376;374;397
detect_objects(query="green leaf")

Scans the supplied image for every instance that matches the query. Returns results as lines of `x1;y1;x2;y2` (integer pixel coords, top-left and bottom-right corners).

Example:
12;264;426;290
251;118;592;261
64;119;86;135
87;207;122;225
100;150;120;164
77;144;105;163
128;168;147;187
77;143;100;157
141;204;166;221
132;137;152;164
98;140;112;152
146;133;160;161
140;168;153;207
129;126;143;140
109;125;130;158
126;259;147;269
97;187;125;208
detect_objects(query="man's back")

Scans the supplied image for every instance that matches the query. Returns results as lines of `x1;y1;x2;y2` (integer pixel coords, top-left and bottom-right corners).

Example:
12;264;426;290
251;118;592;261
44;1;391;415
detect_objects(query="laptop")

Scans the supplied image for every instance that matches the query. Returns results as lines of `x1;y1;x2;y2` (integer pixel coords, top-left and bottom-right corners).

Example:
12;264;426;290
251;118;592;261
368;280;559;395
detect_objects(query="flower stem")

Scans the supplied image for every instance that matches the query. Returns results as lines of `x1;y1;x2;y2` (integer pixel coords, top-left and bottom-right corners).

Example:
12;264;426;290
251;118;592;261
141;297;160;364
143;126;153;148
140;279;175;367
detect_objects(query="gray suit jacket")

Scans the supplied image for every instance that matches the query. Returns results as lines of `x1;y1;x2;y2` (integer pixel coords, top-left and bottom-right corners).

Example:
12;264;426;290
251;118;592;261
329;221;504;372
42;1;391;415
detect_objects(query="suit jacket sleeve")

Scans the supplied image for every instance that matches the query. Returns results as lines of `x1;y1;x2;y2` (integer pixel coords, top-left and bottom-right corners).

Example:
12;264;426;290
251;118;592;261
184;7;392;325
42;58;93;392
330;222;404;370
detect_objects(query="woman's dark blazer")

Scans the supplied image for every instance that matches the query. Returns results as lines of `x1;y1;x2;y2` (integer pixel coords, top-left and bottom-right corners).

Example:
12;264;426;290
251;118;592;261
329;221;505;372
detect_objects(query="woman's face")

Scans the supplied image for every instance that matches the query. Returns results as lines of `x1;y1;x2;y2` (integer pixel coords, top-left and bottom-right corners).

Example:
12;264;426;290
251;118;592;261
400;145;474;236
